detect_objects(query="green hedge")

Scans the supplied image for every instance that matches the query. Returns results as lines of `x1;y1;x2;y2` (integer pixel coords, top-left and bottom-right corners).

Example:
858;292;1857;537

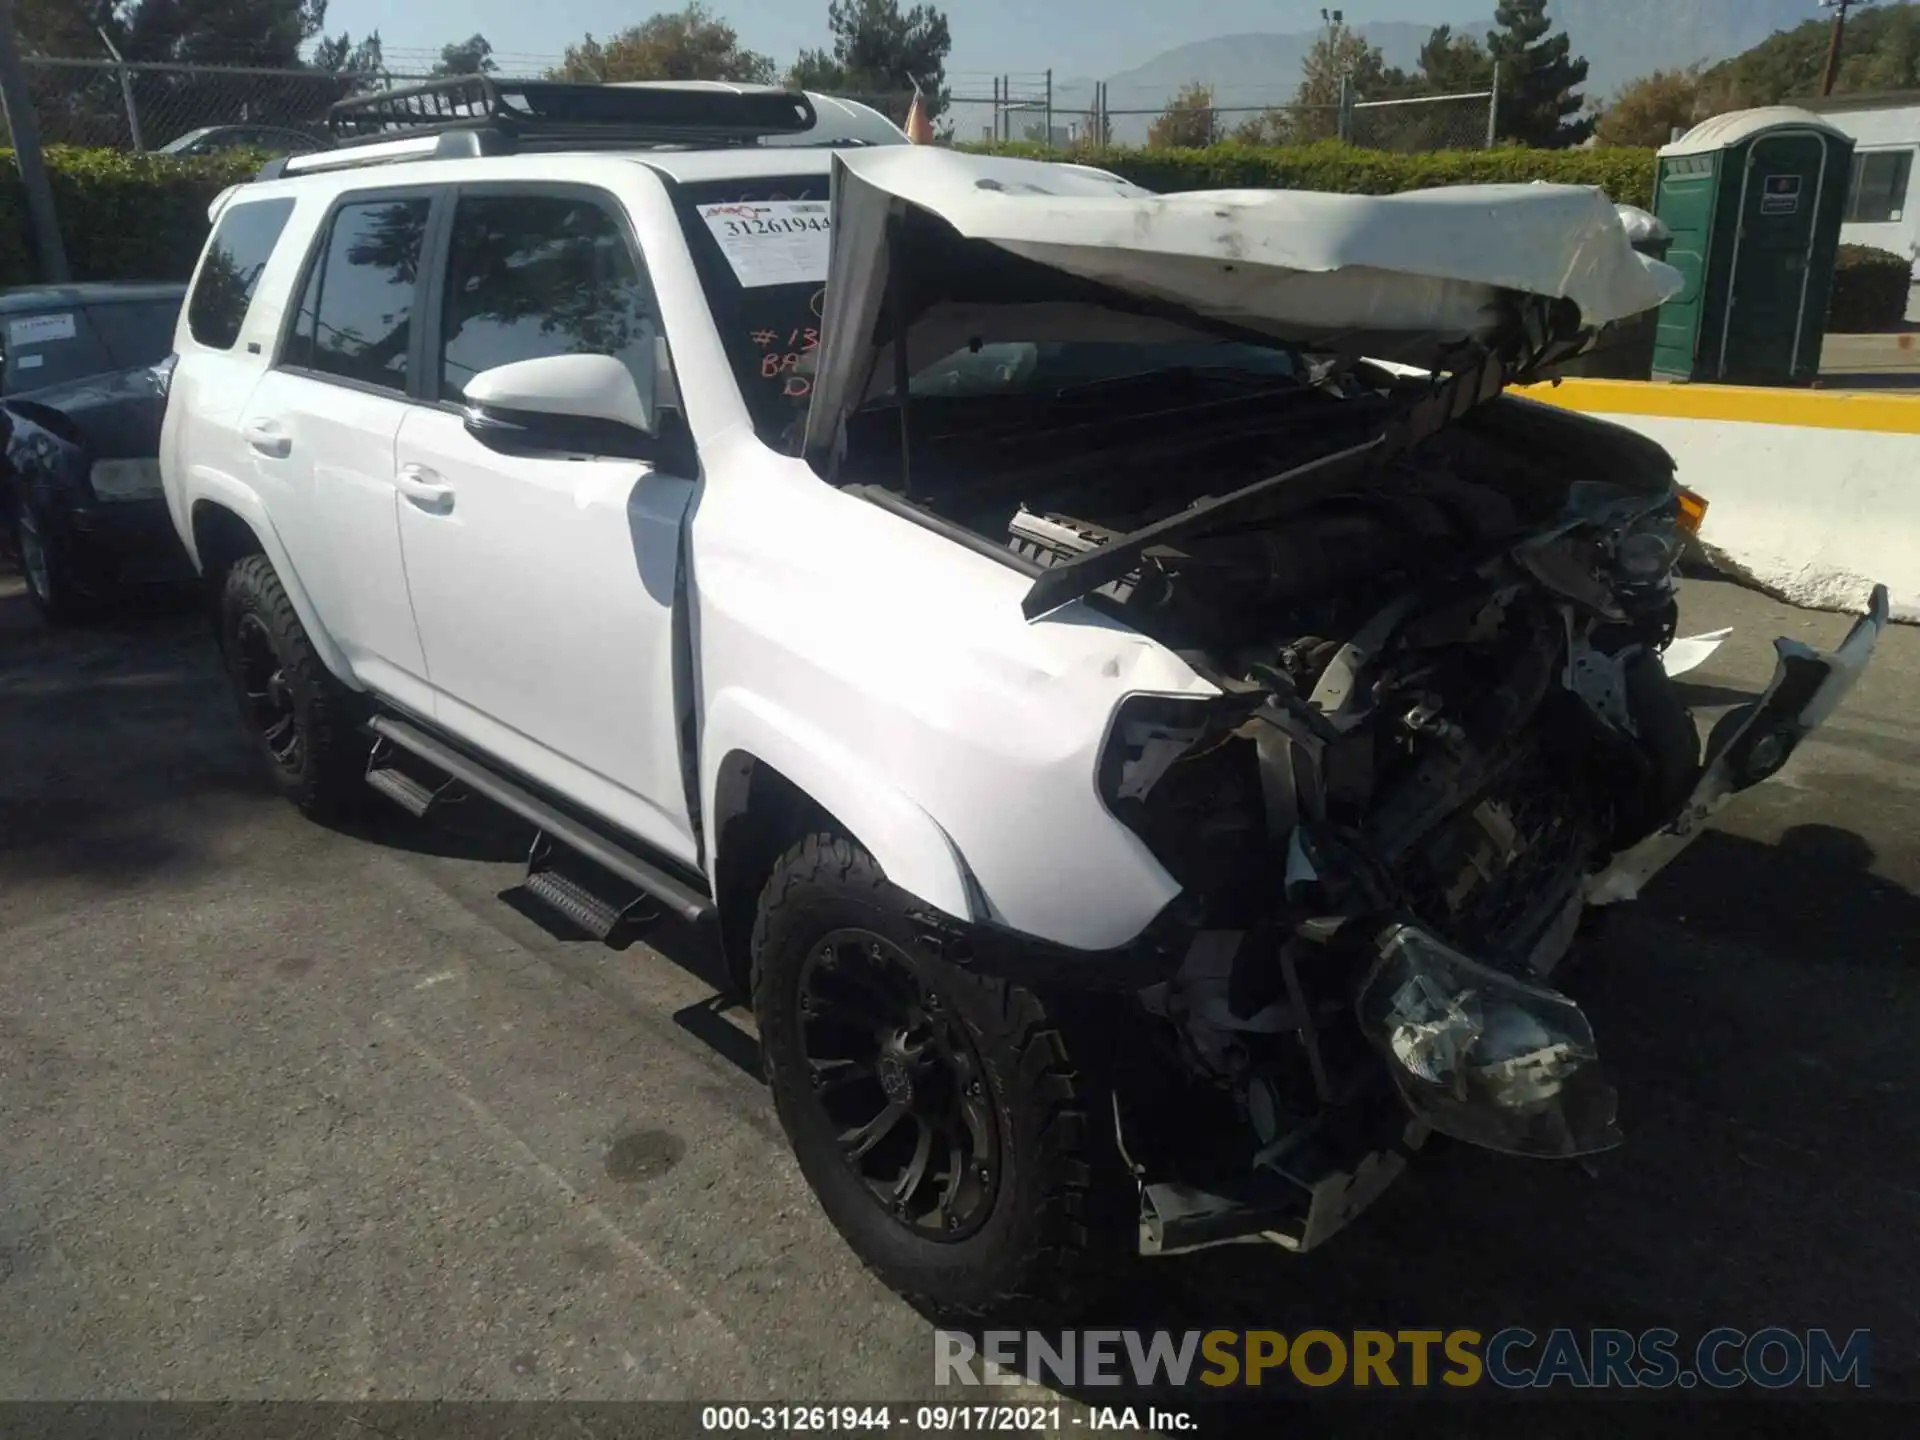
0;147;257;287
1828;243;1913;333
5;140;1663;288
957;139;1661;208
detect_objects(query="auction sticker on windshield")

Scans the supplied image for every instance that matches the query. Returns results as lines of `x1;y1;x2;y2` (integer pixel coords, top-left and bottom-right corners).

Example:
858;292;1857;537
699;201;830;288
7;312;77;347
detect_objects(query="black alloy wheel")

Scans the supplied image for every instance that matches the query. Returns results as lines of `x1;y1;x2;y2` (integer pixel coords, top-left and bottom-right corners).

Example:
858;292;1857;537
233;610;305;776
797;927;1001;1240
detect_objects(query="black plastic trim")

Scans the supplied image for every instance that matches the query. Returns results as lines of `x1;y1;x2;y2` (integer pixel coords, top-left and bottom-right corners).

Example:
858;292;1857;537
907;902;1192;992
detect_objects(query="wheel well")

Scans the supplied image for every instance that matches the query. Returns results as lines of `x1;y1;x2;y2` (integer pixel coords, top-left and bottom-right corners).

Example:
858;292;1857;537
711;753;843;1000
191;501;265;604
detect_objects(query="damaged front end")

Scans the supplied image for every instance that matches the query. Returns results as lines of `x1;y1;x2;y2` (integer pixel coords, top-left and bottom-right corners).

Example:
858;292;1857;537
804;147;1887;1259
1088;432;1889;1260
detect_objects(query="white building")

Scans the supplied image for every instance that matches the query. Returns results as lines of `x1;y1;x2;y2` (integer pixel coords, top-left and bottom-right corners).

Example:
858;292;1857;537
1805;90;1920;316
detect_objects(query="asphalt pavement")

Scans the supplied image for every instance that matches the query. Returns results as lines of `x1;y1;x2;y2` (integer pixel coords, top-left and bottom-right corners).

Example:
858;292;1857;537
2;568;1918;1422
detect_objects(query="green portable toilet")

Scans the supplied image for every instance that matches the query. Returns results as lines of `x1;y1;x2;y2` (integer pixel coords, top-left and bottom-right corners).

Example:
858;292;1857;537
1651;106;1855;385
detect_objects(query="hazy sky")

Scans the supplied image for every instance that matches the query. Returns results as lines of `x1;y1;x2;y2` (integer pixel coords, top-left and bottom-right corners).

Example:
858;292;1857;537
322;0;1471;82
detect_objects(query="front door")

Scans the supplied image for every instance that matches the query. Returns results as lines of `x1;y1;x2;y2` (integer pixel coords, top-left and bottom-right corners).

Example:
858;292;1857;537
1724;134;1828;383
394;186;699;865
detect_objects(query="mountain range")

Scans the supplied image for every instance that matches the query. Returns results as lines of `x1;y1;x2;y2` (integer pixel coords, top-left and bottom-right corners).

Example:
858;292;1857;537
1016;0;1831;143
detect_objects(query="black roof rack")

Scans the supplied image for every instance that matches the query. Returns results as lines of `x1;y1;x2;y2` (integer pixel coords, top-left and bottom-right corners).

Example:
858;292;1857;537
325;76;817;151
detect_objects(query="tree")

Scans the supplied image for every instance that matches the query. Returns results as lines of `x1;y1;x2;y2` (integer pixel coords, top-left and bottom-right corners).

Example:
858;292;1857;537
1486;0;1591;147
1594;65;1707;149
1702;1;1920;110
114;0;330;67
1415;24;1495;95
1282;20;1411;143
551;4;776;85
787;48;845;91
10;0;122;56
1146;82;1215;149
434;34;496;78
783;0;951;122
311;30;385;79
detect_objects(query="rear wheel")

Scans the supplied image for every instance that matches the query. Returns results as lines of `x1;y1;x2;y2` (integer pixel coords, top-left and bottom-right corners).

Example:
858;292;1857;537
752;832;1124;1321
218;554;368;819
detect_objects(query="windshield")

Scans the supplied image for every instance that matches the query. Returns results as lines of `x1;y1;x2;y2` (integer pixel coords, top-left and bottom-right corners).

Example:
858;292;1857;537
2;299;179;394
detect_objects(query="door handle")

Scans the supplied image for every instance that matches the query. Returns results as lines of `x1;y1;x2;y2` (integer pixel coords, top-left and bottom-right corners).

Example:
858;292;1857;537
242;419;292;459
395;463;455;511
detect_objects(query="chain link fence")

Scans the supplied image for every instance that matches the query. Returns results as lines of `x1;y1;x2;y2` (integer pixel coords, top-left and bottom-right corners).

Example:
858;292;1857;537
14;56;416;150
7;55;1494;157
1352;93;1496;152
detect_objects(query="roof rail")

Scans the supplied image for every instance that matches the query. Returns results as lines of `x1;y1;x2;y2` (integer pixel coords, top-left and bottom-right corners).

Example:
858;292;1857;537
328;75;815;148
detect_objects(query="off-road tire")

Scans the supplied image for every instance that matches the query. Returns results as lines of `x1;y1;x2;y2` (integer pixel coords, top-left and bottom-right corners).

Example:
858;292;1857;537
752;831;1125;1323
218;554;368;820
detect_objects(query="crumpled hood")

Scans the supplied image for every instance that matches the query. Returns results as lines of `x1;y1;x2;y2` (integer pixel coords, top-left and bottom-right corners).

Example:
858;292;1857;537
803;147;1683;462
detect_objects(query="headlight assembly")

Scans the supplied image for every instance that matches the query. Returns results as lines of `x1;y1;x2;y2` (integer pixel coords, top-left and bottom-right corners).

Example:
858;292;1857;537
1357;924;1622;1159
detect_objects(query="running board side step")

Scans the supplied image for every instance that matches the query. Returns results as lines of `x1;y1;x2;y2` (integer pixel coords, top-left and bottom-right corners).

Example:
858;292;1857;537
367;715;715;926
365;733;459;817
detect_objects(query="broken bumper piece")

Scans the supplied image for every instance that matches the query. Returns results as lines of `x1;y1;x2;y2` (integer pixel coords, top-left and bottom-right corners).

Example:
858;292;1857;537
1138;1094;1428;1257
1587;582;1890;906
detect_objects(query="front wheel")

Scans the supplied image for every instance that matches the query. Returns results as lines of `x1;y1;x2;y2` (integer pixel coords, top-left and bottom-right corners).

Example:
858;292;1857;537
752;832;1124;1322
10;490;97;625
217;553;368;819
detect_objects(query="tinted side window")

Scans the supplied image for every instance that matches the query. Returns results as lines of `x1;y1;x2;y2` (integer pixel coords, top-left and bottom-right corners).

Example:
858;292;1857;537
287;197;431;393
187;197;296;350
439;193;656;400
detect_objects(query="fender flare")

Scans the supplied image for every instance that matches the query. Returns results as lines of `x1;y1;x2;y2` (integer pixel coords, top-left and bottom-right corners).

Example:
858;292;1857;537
185;470;360;690
701;686;979;924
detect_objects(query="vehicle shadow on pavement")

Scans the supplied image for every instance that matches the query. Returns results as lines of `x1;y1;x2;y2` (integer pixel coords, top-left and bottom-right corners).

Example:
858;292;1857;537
0;581;257;889
331;795;535;867
1672;677;1764;710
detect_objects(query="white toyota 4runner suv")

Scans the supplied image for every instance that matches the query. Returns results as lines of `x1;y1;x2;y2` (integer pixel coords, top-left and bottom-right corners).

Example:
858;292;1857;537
161;77;1887;1319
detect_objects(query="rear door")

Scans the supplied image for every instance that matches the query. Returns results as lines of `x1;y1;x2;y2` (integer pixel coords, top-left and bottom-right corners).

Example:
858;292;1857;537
240;190;441;711
393;183;699;864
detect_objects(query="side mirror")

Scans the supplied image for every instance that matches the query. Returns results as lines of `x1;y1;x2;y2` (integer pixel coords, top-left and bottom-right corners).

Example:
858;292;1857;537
463;338;681;462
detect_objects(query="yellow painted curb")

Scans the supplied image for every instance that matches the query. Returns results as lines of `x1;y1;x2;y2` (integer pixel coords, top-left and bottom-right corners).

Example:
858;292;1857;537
1512;377;1920;435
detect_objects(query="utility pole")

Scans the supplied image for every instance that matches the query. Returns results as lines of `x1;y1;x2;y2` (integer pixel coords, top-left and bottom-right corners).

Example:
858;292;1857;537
1821;0;1871;99
0;0;69;282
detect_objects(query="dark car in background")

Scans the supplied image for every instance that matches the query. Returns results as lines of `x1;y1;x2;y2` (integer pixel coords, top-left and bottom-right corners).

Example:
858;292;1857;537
1;283;192;624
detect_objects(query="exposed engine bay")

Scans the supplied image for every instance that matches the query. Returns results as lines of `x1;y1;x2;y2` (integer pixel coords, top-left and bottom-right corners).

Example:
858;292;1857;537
837;349;1882;1256
843;359;1700;947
